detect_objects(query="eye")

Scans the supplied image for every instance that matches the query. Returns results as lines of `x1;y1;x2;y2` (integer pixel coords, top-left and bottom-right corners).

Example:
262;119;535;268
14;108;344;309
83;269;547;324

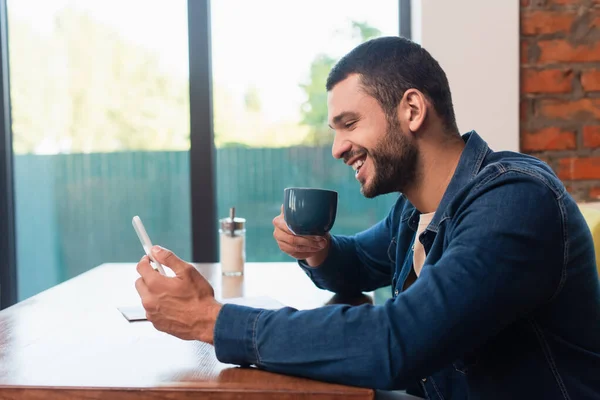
344;121;357;129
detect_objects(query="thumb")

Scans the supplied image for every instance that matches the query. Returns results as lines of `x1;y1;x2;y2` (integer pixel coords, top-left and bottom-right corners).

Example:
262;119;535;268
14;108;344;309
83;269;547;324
151;245;187;274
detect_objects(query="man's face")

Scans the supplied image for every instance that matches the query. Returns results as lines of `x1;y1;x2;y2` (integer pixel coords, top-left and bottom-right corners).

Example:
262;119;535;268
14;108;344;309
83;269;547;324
327;74;418;198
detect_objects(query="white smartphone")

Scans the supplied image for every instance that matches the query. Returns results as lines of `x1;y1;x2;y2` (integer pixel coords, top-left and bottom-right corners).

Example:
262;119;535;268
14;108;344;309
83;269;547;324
132;215;166;275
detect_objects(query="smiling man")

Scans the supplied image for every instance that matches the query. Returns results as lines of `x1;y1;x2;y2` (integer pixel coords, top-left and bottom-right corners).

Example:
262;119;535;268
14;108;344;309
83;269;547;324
135;37;600;399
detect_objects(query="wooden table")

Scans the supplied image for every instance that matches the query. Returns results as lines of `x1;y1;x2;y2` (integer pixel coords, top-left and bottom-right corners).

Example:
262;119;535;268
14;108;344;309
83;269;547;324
0;262;375;399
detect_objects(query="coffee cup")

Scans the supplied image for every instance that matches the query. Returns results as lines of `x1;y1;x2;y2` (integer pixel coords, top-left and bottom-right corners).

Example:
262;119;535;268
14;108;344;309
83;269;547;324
283;187;338;236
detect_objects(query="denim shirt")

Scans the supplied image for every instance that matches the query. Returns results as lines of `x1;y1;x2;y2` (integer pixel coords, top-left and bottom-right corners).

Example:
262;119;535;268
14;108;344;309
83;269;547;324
214;131;600;399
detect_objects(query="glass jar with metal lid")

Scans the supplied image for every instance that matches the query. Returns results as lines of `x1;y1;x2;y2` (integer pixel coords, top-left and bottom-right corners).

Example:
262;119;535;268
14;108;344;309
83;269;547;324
219;207;246;276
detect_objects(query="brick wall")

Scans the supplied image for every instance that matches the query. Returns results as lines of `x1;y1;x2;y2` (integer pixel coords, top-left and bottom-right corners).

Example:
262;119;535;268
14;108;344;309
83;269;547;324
520;0;600;201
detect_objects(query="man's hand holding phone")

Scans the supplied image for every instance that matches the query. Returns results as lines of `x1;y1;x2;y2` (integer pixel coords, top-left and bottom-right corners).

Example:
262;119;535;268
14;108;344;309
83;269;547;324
132;216;221;343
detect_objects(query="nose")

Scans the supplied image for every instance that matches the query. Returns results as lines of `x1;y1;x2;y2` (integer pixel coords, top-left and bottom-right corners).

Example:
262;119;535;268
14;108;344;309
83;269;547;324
332;135;352;160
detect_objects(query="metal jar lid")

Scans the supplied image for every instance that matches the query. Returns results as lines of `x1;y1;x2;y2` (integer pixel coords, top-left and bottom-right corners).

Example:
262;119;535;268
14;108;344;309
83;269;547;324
220;217;246;231
220;207;245;233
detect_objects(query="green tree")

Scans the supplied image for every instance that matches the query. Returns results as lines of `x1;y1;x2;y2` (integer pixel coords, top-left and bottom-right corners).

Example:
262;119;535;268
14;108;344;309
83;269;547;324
351;21;382;42
298;54;337;146
299;21;382;146
9;5;190;154
244;85;261;113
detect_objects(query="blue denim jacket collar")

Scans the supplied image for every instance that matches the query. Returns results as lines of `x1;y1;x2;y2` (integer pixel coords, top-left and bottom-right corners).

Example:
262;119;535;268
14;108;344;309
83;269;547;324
405;131;491;234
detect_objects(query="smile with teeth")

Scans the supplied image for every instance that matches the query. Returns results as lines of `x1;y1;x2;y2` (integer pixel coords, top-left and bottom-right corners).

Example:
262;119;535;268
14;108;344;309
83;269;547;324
352;157;366;176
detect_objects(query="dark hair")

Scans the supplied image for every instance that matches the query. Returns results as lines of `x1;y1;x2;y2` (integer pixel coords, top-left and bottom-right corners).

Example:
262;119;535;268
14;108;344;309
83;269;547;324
326;36;458;133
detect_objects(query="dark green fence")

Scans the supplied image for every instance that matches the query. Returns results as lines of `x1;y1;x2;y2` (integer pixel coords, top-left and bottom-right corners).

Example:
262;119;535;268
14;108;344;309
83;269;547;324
14;148;397;300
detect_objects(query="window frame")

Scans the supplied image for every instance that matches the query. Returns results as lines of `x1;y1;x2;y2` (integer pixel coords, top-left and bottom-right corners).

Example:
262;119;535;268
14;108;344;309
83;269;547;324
0;0;17;309
0;0;410;308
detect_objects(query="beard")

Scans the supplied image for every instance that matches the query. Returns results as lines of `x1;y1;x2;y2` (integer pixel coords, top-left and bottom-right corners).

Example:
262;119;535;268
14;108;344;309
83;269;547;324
358;118;419;198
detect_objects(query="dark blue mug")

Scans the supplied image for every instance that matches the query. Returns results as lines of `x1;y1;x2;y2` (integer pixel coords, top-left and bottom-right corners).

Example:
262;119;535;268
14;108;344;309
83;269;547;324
283;187;338;236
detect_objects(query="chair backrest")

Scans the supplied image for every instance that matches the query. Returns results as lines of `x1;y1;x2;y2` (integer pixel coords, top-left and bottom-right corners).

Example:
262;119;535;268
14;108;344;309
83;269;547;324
578;205;600;277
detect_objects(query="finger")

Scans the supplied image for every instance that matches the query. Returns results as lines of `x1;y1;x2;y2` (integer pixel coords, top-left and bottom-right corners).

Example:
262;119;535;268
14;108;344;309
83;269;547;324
274;229;324;251
272;214;289;234
281;247;314;260
272;216;326;243
135;276;150;299
287;232;327;250
137;256;157;280
272;217;323;243
137;255;169;291
151;246;190;276
272;213;291;232
277;240;320;256
135;277;156;311
292;254;315;260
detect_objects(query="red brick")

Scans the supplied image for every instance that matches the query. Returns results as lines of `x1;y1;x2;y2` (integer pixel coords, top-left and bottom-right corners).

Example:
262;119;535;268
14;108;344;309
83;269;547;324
581;69;600;91
590;187;600;199
584;125;600;148
538;40;600;63
520;100;528;123
521;11;575;35
522;68;573;93
550;0;599;5
538;98;600;119
565;185;573;194
558;157;600;180
521;127;576;151
534;154;552;166
521;41;529;64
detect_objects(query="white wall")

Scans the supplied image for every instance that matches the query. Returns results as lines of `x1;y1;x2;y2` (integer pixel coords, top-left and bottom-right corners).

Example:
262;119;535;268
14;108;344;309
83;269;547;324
411;0;520;152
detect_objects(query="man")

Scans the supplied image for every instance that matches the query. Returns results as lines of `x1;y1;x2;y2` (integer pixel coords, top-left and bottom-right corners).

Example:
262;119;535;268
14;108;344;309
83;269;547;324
135;37;600;399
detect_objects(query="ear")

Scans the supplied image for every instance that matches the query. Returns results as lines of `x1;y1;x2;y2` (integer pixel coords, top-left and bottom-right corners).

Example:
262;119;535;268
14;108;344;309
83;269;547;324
398;89;427;133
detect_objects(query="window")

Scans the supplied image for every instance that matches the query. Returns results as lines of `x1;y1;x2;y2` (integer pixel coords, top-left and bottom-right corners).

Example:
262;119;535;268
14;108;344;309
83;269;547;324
7;0;192;300
211;0;401;262
0;0;409;306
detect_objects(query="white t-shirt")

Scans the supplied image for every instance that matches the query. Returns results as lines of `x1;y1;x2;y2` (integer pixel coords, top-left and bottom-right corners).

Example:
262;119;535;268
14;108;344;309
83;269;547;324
413;211;435;277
